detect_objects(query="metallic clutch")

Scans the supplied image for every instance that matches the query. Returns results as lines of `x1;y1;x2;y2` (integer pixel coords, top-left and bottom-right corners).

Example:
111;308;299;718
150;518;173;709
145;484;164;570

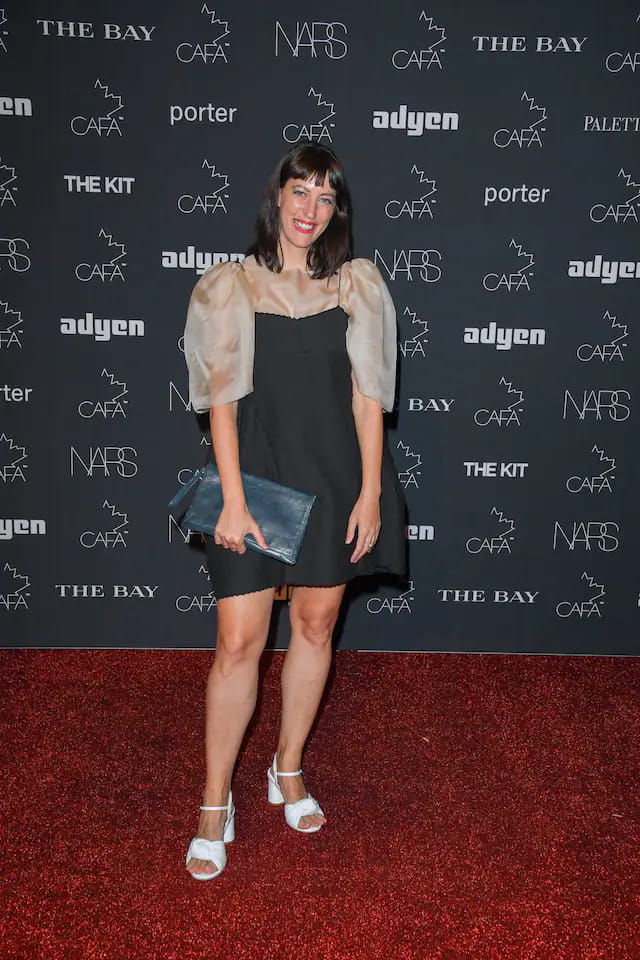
168;463;316;565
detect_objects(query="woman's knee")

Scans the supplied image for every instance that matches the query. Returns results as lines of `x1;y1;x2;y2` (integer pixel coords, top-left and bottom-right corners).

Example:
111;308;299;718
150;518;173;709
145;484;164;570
290;607;338;647
214;629;265;668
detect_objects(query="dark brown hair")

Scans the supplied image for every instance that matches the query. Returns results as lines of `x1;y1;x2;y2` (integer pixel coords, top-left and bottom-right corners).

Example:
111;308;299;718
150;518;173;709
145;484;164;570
246;141;353;278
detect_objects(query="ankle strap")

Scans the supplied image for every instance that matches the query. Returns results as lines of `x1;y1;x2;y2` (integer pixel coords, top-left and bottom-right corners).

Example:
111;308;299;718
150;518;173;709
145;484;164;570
200;804;228;811
275;768;302;776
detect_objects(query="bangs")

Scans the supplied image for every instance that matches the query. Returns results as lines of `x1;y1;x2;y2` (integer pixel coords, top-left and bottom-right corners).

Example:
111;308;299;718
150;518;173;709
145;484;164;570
281;144;343;193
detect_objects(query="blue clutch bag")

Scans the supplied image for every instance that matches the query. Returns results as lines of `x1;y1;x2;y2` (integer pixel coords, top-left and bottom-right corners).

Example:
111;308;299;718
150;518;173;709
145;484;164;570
168;463;316;565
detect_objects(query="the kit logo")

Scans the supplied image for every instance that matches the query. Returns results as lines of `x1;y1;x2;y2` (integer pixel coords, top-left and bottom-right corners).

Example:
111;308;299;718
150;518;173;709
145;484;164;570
0;157;16;207
473;35;586;54
61;312;144;340
384;164;437;220
178;160;229;215
392;11;445;70
80;500;128;548
0;433;27;481
483;238;534;291
0;301;23;348
64;174;135;195
577;310;627;362
493;91;546;148
605;12;639;72
466;507;515;554
567;445;616;494
474;377;525;427
464;321;545;350
399;307;429;358
177;4;230;63
589;167;640;223
396;441;422;489
556;573;605;619
36;20;156;41
563;389;630;422
464;461;528;479
70;446;138;478
176;563;217;612
283;86;335;143
374;248;442;283
75;228;126;281
274;20;347;59
0;563;30;611
71;79;124;136
0;519;45;540
0;237;30;272
162;247;244;275
366;580;414;614
553;521;619;553
568;255;640;283
373;104;458;135
78;369;128;418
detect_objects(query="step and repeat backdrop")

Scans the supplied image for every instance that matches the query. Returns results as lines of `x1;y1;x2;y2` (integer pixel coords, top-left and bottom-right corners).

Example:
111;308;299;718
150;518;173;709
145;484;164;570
1;2;638;653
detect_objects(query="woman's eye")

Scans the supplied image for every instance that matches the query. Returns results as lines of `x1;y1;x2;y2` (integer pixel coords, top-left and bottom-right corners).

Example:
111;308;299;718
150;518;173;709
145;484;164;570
293;189;306;197
321;197;335;205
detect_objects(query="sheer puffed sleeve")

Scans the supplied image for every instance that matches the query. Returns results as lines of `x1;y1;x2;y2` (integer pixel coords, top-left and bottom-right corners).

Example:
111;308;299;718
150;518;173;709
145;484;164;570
339;258;398;413
183;261;254;411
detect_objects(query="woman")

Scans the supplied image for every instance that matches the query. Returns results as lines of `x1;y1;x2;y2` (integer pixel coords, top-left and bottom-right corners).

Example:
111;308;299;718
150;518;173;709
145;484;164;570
183;141;406;880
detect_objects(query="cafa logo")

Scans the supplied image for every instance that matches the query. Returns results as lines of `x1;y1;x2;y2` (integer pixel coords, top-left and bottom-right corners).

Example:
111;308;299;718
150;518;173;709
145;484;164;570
71;79;124;136
556;572;605;619
391;11;445;70
466;506;515;554
0;432;27;482
80;500;129;548
75;228;126;281
176;563;217;612
589;167;640;224
605;13;640;72
0;158;17;207
283;86;335;144
0;563;30;611
577;310;628;362
483;238;534;291
0;9;7;54
274;20;347;59
366;580;414;614
396;440;422;489
0;237;30;272
384;164;437;220
567;444;616;494
178;159;229;215
474;377;524;427
493;90;546;148
0;301;23;349
177;3;230;63
78;369;128;418
400;307;429;358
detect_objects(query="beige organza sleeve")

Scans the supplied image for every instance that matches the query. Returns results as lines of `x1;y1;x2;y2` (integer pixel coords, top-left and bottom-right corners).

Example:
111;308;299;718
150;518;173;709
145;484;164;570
339;258;398;413
183;261;254;411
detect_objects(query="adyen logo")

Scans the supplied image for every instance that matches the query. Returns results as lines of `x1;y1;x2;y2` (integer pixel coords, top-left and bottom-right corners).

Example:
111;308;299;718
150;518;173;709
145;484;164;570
373;104;458;135
71;79;124;136
483;238;534;292
78;369;128;419
161;246;244;275
605;13;640;72
0;237;30;272
176;563;217;612
0;563;30;611
366;580;414;614
589;167;640;223
75;228;126;281
283;86;335;143
274;20;347;59
178;159;229;215
493;91;546;148
60;312;144;340
466;506;515;554
556;572;605;619
0;96;31;116
374;248;442;282
562;389;630;422
396;440;422;489
464;321;545;350
577;310;627;362
80;500;128;548
384;164;437;220
567;444;616;494
0;432;27;481
0;158;17;207
568;256;640;283
399;307;429;358
474;377;525;427
0;518;46;540
177;3;230;63
0;301;23;349
553;521;619;552
392;11;445;70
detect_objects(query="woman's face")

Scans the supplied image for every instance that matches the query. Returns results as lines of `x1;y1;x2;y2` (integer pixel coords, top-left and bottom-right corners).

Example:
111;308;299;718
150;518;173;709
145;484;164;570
278;174;337;254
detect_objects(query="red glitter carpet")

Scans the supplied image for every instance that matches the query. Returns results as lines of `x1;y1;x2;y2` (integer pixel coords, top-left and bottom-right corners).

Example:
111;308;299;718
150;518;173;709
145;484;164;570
2;649;639;960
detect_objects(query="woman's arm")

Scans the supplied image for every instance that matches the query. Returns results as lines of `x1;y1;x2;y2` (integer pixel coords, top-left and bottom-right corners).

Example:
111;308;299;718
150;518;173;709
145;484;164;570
346;373;383;562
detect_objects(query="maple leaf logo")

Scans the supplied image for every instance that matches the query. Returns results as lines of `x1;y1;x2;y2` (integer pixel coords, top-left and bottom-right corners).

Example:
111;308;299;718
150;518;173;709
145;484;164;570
498;377;525;411
580;572;605;604
509;238;535;274
98;228;126;264
93;79;124;118
308;86;335;125
490;507;516;537
590;445;616;477
410;165;437;201
200;4;230;43
617;167;640;204
201;160;229;195
520;91;547;129
101;368;127;401
102;500;129;531
418;12;446;49
1;563;30;594
0;432;27;468
0;159;16;191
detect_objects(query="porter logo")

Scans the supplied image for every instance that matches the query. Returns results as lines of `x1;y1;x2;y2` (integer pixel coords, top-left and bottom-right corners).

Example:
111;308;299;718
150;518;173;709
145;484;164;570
396;441;422;489
0;433;27;482
178;159;229;215
474;377;525;427
373;104;458;136
0;158;16;207
71;79;124;136
577;310;627;362
493;91;546;148
556;573;605;619
466;507;515;554
176;4;230;63
80;500;129;548
399;307;429;358
589;168;640;223
391;11;445;70
0;301;23;349
483;238;534;292
75;228;127;282
283;86;335;144
0;563;30;611
78;369;128;419
566;445;616;494
568;256;640;283
384;164;437;220
274;20;347;59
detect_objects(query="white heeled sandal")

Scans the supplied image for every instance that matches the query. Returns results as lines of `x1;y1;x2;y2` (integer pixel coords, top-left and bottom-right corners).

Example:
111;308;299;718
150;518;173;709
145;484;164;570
185;790;235;880
267;753;325;833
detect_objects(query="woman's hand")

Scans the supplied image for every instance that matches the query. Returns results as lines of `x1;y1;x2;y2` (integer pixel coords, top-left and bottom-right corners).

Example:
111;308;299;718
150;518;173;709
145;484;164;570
345;492;381;563
214;501;268;554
